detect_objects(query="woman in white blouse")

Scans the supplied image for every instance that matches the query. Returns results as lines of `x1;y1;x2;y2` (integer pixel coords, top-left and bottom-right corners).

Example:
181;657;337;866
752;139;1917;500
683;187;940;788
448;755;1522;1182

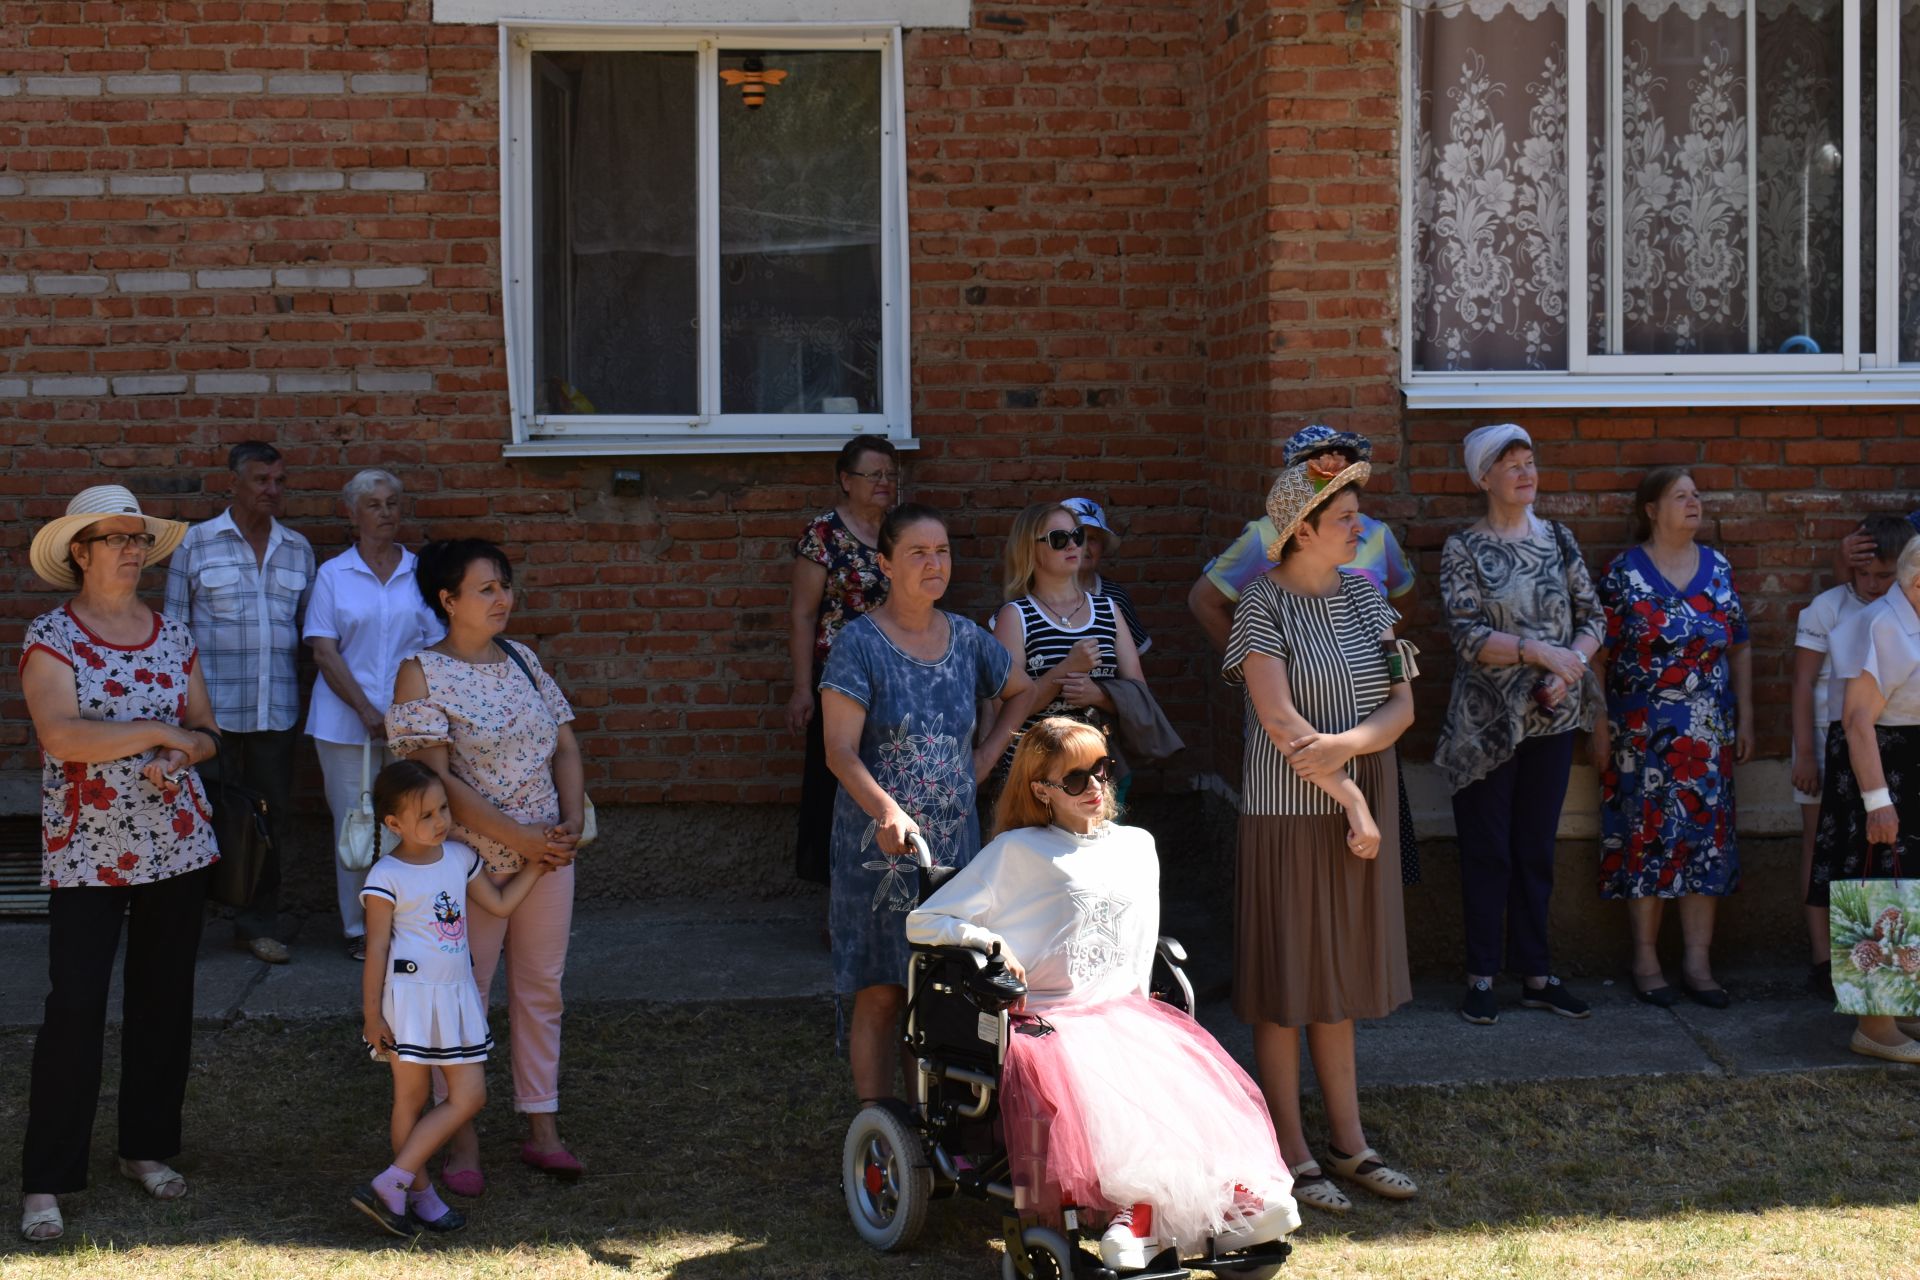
304;470;442;960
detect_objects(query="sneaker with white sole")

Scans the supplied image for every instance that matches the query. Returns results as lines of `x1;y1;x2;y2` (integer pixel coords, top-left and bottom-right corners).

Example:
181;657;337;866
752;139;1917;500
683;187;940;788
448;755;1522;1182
1098;1203;1161;1272
1519;975;1591;1019
1220;1182;1301;1244
1460;978;1498;1025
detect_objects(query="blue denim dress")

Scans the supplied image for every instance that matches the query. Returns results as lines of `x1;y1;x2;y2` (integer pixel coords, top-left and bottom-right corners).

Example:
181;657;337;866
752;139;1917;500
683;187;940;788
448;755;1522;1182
819;612;1012;994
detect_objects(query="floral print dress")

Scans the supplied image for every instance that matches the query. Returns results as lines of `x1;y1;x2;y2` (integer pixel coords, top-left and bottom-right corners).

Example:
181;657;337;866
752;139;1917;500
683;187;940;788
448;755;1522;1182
387;641;576;873
795;509;888;673
22;606;218;889
818;612;1011;994
1597;546;1748;899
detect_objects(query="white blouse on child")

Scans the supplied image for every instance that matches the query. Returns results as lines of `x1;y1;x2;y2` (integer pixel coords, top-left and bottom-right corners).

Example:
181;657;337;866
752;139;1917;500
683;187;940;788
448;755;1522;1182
906;822;1160;1013
360;840;485;984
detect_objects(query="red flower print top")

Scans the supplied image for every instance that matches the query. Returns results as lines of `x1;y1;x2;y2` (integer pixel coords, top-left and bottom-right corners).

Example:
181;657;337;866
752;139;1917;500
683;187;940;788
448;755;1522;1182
20;606;219;889
795;510;889;670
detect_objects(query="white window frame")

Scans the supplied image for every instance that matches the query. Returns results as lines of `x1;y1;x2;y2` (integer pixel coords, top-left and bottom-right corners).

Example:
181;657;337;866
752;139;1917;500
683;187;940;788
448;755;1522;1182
1401;0;1920;409
498;22;915;457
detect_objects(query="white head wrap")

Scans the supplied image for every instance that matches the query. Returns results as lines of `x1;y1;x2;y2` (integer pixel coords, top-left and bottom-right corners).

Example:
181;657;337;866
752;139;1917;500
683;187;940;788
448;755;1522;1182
1463;422;1532;489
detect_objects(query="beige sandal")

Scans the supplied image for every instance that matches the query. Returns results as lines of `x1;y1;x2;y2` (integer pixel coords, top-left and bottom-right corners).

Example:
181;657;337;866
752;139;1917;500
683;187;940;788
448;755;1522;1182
1325;1145;1418;1200
1851;1030;1920;1064
1287;1159;1351;1214
118;1158;186;1201
19;1203;62;1243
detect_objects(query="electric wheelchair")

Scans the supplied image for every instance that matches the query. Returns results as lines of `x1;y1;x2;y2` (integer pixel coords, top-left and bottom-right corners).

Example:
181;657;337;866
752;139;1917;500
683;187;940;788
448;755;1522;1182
841;836;1290;1280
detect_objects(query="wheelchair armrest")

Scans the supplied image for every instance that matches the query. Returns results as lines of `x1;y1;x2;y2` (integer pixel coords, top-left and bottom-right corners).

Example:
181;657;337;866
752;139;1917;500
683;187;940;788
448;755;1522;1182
1156;936;1188;966
911;943;989;970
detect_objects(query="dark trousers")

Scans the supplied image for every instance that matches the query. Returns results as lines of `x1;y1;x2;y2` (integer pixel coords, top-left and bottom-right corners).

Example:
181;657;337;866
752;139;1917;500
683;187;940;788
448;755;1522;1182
1452;731;1576;977
202;727;296;939
21;868;209;1195
795;686;837;885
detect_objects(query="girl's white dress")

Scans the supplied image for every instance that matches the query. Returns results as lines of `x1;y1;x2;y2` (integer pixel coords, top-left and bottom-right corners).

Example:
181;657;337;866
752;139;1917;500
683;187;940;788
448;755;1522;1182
360;841;493;1064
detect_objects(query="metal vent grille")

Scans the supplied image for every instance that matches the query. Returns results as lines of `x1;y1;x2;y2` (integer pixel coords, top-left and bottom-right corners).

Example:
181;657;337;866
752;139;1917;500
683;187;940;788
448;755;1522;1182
0;817;47;916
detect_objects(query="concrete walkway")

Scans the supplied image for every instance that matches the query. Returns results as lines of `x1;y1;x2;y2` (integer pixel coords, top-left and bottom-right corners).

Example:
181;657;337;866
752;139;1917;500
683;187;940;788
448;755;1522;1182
0;901;1876;1086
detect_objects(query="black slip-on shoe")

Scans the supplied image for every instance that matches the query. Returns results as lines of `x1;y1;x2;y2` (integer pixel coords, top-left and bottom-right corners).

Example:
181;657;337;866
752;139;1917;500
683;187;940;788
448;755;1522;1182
350;1185;418;1239
1520;976;1591;1019
1459;979;1499;1025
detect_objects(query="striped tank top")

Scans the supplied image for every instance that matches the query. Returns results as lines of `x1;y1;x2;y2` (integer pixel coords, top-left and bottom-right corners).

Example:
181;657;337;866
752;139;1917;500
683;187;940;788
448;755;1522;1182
1003;592;1120;758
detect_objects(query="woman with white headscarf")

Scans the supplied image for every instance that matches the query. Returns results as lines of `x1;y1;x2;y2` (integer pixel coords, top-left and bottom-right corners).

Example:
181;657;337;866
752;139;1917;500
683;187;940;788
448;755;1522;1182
1434;425;1605;1027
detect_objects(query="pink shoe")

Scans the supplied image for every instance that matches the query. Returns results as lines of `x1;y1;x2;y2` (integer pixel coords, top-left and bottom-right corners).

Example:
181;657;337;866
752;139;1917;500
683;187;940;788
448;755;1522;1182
441;1164;485;1198
519;1142;584;1181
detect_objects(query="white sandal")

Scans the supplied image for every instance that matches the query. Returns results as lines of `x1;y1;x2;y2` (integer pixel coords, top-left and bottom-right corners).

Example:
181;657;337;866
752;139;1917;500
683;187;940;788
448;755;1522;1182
19;1203;63;1243
1325;1146;1418;1200
118;1158;186;1201
1287;1159;1351;1214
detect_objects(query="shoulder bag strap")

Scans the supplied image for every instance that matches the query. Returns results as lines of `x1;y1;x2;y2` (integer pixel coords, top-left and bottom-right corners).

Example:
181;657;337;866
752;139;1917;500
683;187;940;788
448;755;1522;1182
497;639;538;690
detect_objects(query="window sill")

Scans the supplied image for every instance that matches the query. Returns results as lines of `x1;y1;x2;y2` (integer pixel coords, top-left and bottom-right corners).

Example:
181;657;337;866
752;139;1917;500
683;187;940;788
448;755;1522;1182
435;0;970;28
1402;371;1920;411
505;433;920;459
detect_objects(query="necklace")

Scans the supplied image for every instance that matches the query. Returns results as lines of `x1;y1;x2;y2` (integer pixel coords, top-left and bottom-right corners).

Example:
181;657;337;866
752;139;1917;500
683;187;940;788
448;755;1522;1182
1034;592;1085;626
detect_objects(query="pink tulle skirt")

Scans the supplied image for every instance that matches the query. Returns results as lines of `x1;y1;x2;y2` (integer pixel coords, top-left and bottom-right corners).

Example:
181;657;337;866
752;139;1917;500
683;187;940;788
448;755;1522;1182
1000;993;1290;1245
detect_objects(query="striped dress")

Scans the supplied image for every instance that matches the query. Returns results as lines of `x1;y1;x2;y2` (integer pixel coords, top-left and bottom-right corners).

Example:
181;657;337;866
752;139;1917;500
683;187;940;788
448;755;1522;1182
1222;572;1411;1027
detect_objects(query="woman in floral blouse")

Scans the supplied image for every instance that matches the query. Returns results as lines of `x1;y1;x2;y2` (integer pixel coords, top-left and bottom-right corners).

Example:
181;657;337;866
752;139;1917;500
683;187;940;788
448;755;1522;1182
787;435;897;885
1592;468;1753;1010
18;485;220;1244
388;538;587;1190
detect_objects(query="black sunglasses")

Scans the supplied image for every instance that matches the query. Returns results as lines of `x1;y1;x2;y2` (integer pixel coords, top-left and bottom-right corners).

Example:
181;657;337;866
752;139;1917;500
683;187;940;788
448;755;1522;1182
1039;756;1114;797
1036;526;1088;551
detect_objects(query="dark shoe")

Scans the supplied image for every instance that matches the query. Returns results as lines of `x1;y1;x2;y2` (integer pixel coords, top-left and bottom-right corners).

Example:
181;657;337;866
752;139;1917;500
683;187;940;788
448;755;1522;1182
410;1204;467;1233
1807;961;1834;1001
1520;976;1591;1019
1459;978;1499;1025
1680;981;1731;1010
345;936;367;963
1632;973;1677;1007
350;1185;418;1239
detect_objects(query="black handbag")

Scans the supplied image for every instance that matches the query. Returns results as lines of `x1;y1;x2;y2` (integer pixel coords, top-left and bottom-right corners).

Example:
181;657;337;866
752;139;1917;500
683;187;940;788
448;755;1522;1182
204;773;273;910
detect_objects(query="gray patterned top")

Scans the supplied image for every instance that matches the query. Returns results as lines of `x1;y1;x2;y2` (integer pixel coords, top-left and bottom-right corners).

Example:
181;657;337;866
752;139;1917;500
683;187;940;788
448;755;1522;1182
1433;521;1606;793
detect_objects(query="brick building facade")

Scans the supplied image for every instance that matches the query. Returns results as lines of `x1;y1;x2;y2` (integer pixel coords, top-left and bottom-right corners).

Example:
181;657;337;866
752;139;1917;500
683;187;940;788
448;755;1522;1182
0;0;1910;902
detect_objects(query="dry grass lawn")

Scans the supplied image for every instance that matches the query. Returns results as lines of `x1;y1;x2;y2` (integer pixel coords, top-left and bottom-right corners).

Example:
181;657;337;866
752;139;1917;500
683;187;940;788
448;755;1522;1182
0;1000;1915;1279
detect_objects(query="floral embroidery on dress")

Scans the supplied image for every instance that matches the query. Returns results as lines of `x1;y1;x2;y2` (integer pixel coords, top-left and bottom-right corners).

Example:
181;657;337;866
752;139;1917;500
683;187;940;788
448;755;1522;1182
795;510;888;667
22;607;218;890
386;640;576;874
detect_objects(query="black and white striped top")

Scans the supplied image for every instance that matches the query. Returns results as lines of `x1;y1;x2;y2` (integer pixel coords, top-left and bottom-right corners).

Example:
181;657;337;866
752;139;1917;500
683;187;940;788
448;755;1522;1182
1092;575;1152;655
1223;573;1400;816
997;592;1121;761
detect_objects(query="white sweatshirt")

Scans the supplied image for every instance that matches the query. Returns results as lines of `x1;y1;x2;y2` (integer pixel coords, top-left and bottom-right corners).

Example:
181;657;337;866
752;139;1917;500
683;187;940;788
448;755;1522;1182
905;822;1160;1012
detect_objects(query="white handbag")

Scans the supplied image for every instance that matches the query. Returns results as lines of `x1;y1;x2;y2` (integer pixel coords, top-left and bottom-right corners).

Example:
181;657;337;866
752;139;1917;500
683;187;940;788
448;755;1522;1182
336;741;392;871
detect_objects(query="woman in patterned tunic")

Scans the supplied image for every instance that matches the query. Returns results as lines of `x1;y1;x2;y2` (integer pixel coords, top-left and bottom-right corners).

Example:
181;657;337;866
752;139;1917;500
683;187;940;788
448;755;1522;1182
1592;468;1753;1009
1435;425;1604;1026
787;435;896;885
18;486;220;1244
820;504;1032;1104
1225;463;1416;1216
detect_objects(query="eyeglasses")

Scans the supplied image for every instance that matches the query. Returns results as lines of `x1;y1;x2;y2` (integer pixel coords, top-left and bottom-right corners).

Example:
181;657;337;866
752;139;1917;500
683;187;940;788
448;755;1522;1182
79;532;158;551
1038;756;1114;797
847;468;900;484
1036;526;1088;551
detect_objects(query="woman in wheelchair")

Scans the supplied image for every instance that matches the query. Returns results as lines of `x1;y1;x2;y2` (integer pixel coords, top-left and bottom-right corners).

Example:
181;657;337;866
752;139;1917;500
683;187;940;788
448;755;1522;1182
906;717;1299;1272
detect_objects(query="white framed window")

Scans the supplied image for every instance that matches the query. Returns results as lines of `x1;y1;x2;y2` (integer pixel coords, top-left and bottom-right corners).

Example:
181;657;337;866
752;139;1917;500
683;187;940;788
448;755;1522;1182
498;24;913;456
1402;0;1920;409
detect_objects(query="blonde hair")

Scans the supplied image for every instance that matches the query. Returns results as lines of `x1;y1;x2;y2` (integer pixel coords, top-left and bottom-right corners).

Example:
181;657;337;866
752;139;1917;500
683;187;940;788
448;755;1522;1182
991;717;1119;838
1002;502;1078;602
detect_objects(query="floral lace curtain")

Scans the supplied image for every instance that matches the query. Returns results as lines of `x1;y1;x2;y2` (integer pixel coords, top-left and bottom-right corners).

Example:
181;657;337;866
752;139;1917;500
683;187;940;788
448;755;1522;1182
1411;0;1920;370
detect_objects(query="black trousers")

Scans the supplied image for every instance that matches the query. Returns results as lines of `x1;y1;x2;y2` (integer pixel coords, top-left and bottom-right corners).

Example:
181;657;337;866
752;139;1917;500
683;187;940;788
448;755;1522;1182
201;727;296;939
794;685;837;885
21;867;209;1195
1452;731;1575;977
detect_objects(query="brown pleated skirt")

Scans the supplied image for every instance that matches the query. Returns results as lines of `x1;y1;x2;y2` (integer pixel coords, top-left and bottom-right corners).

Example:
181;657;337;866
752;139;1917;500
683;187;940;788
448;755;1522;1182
1232;748;1412;1028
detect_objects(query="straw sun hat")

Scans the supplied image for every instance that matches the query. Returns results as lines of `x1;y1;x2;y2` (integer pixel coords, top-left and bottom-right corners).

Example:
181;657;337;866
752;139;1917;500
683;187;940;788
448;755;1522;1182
28;485;188;590
1263;460;1372;562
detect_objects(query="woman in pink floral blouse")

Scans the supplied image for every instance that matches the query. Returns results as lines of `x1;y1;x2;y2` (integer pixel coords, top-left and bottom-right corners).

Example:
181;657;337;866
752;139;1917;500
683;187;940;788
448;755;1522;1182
17;485;222;1244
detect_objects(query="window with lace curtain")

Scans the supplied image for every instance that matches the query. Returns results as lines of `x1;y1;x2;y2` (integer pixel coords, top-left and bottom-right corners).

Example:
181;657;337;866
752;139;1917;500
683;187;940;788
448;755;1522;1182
500;29;911;455
1403;0;1920;407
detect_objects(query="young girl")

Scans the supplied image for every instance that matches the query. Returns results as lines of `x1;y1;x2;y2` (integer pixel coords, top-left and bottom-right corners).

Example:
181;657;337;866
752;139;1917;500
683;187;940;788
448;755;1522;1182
906;718;1297;1271
351;760;548;1236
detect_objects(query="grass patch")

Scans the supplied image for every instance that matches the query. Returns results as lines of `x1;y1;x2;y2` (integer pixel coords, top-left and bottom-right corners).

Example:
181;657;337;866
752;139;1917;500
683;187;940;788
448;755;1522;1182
0;1000;1915;1278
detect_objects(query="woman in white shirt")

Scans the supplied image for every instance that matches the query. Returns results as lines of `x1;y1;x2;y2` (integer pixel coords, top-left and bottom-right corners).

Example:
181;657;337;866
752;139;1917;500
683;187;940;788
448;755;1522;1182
907;717;1296;1271
305;470;443;959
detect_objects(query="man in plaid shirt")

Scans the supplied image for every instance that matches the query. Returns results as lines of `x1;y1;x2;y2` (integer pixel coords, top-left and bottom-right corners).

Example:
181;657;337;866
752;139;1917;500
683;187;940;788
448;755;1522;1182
165;442;315;964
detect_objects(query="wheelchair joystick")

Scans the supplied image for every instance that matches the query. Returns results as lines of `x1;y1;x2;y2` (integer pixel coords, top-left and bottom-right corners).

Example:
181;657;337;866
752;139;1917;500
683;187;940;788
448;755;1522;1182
969;941;1028;1010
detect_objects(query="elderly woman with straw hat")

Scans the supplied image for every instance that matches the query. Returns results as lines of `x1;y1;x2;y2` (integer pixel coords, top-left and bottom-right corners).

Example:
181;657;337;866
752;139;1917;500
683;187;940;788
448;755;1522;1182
1223;459;1417;1217
1434;424;1605;1027
17;486;222;1244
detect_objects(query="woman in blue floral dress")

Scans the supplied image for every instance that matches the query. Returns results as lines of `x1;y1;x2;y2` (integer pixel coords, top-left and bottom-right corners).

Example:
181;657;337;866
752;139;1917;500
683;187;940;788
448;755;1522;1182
820;503;1034;1103
1592;468;1753;1009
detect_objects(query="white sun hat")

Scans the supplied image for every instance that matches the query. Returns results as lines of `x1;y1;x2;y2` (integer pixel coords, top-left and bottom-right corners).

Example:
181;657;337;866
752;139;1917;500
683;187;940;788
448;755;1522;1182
28;485;189;590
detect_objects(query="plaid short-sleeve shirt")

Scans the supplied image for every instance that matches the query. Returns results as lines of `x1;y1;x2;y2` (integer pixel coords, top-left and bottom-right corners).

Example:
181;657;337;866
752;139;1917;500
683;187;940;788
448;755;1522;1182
163;510;315;733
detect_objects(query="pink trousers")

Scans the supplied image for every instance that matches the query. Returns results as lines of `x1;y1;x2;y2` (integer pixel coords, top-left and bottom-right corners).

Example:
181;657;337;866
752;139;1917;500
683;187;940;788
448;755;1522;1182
460;862;575;1113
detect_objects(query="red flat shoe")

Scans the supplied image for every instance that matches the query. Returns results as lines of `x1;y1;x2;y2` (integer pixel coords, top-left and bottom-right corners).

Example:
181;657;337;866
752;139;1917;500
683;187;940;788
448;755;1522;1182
441;1164;485;1198
519;1142;584;1181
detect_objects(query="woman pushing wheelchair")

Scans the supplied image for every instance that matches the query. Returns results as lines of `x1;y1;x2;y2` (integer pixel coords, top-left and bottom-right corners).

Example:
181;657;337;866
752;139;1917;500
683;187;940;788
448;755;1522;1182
907;718;1299;1271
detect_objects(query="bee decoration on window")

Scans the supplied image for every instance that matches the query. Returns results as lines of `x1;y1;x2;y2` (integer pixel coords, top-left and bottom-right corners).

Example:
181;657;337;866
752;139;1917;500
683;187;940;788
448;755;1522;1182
720;55;787;110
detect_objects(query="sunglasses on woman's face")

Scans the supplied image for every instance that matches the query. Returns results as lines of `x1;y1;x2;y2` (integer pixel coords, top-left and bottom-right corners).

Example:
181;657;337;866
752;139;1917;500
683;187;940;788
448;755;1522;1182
1036;526;1088;552
1039;756;1114;797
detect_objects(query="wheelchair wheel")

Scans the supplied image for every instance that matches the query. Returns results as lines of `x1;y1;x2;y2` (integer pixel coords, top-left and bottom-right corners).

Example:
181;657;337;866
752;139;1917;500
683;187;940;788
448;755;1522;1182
842;1103;931;1251
998;1225;1076;1280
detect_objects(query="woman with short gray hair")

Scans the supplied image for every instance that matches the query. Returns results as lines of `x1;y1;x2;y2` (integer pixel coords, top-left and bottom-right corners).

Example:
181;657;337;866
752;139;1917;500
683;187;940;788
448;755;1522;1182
304;469;442;958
